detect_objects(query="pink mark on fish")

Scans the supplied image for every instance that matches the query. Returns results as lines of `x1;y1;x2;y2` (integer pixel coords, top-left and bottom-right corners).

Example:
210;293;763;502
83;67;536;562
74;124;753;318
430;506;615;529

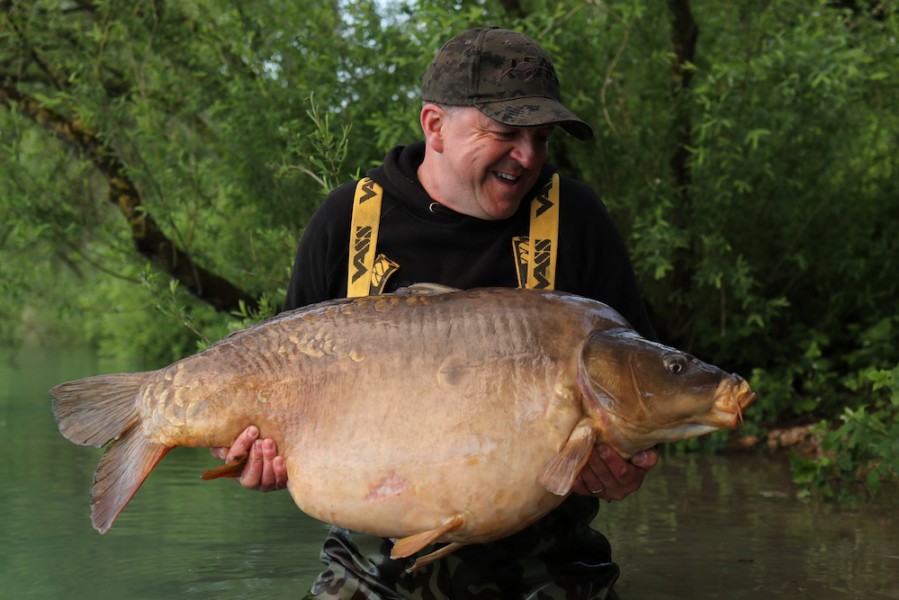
365;471;409;502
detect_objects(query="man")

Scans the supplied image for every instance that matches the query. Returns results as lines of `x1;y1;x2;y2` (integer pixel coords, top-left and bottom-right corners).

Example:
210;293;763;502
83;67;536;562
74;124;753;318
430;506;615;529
215;27;658;599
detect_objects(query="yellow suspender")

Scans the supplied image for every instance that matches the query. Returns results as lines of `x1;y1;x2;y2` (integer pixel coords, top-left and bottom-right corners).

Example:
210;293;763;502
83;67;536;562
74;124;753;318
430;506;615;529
348;174;560;296
525;173;560;290
347;178;383;298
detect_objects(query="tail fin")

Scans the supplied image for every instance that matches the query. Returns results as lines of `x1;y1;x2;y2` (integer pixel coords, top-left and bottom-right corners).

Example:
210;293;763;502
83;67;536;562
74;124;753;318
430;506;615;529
51;372;168;533
91;428;169;533
51;373;145;447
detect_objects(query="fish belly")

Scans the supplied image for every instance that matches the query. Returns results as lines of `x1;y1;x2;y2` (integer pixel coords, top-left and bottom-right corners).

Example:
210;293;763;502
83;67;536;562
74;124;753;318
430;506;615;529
276;295;586;542
284;387;582;543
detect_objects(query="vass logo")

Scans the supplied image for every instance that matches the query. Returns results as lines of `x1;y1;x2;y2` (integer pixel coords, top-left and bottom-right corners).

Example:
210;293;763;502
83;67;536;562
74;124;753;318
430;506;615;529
532;189;554;218
347;177;400;297
350;179;380;285
513;174;559;290
370;254;399;294
530;238;553;289
351;225;373;284
512;235;553;290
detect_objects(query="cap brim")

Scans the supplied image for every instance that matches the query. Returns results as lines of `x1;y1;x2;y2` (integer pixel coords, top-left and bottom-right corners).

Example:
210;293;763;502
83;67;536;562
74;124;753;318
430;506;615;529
476;97;594;140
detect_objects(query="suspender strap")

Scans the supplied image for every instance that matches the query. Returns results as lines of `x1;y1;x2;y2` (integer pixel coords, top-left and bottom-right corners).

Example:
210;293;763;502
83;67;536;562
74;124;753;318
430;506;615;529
347;178;384;298
526;173;560;290
348;173;561;295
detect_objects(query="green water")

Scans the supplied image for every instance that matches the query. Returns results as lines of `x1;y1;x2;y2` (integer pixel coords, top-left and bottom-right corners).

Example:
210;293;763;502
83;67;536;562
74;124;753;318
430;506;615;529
2;348;897;599
602;452;899;599
1;348;322;599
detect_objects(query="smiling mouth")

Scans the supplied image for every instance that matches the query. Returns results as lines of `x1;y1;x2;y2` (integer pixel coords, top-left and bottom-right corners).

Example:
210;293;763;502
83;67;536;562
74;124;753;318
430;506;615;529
494;171;519;184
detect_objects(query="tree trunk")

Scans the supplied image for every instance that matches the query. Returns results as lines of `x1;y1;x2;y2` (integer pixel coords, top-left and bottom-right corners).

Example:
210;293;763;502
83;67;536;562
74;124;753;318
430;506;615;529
0;81;259;314
665;0;699;345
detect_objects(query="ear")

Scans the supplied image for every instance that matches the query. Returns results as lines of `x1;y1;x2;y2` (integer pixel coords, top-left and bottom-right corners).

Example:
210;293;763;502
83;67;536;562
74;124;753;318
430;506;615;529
420;103;446;153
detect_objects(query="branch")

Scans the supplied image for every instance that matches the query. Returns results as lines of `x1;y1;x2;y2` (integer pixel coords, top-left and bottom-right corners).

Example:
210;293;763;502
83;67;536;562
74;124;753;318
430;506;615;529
667;0;699;205
499;0;527;19
668;0;699;92
2;8;68;92
0;79;259;314
600;21;630;136
663;0;700;344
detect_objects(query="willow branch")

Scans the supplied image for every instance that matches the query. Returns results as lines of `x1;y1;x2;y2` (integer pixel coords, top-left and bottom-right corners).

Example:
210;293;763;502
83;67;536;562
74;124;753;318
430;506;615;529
0;79;258;314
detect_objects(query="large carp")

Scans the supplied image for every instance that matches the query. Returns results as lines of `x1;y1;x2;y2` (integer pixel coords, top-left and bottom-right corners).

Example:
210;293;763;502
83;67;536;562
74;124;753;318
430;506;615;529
52;286;755;569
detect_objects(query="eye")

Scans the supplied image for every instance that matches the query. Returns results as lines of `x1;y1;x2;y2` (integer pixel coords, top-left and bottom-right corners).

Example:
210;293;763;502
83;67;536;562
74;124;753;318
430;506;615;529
664;354;688;375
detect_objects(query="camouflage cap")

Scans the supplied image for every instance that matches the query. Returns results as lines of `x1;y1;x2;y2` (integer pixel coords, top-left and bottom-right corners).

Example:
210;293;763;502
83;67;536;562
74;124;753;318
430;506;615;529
421;27;593;140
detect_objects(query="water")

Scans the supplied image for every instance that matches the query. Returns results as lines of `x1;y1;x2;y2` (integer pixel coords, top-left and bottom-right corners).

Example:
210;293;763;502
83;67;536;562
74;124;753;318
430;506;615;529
2;348;897;599
1;348;322;599
601;453;899;599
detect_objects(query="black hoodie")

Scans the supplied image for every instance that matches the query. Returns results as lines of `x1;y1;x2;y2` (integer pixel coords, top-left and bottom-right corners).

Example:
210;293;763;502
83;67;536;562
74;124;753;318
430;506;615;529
284;141;654;340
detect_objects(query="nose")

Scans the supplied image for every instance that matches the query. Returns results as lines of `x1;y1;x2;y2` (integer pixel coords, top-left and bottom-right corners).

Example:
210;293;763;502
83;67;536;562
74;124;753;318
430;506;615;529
510;136;543;169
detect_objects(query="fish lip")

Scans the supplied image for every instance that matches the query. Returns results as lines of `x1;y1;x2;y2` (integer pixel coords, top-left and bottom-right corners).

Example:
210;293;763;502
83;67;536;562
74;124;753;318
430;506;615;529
710;376;757;427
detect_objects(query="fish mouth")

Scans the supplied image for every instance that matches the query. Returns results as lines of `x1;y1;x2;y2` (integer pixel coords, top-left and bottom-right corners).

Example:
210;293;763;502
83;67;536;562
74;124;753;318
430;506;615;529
709;375;757;428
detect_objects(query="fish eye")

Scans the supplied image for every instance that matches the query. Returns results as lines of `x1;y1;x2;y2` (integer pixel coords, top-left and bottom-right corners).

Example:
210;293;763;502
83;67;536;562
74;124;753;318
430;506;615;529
664;354;688;375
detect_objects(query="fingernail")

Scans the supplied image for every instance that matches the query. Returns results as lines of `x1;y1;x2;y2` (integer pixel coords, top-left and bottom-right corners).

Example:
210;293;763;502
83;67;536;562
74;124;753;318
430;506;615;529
599;445;611;459
633;451;648;466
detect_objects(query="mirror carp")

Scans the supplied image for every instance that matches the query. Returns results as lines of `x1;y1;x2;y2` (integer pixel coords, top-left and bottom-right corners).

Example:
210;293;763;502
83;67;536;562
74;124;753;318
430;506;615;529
52;286;756;570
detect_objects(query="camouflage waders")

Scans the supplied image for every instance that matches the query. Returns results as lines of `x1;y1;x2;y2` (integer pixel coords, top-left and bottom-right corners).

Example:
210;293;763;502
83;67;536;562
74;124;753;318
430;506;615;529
302;496;621;600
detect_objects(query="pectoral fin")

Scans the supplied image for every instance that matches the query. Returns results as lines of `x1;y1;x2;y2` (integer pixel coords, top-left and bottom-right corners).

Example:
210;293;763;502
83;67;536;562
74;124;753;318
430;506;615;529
390;514;465;560
538;417;597;495
200;452;248;480
406;542;465;572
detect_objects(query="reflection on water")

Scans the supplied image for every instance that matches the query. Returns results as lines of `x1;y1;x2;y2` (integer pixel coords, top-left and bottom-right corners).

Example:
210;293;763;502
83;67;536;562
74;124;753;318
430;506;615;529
1;348;322;600
600;452;899;599
2;348;897;599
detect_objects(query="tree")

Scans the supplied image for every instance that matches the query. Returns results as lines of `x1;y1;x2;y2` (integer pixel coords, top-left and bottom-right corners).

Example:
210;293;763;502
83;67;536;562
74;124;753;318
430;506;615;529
2;2;898;494
0;0;432;356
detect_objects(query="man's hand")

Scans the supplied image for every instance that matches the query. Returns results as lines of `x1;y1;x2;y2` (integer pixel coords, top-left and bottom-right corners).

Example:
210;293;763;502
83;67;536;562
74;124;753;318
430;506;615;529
210;426;288;492
572;444;658;501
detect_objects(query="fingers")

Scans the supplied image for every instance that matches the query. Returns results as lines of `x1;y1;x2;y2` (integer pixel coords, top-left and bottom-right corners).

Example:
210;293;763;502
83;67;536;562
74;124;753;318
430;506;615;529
571;449;610;497
632;447;659;471
209;425;259;462
227;426;260;463
239;438;264;489
209;426;289;492
209;425;258;467
272;456;288;489
574;445;659;501
239;438;288;492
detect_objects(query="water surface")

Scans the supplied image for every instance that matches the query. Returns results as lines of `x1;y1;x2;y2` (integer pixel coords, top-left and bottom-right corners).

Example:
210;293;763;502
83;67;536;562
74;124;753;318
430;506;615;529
602;452;899;599
2;348;897;599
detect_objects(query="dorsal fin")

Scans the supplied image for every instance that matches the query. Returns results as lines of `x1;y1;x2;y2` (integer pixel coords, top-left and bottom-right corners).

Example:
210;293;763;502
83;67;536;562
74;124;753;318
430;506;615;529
394;283;459;295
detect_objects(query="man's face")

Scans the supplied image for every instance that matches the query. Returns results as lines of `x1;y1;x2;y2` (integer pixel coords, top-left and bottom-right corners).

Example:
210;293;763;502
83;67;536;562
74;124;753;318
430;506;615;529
433;107;553;220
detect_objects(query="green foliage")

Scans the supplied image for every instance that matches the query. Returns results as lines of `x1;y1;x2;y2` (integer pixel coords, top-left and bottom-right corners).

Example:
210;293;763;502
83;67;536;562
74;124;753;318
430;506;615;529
281;94;354;193
791;365;899;501
789;318;899;500
640;0;899;368
1;0;897;494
